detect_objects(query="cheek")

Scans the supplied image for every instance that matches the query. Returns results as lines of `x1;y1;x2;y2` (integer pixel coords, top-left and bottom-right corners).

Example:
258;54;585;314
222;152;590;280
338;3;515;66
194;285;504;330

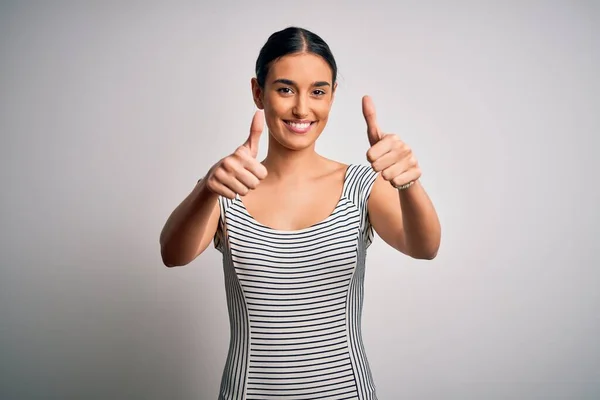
263;100;286;131
264;94;333;121
315;102;332;120
265;95;289;115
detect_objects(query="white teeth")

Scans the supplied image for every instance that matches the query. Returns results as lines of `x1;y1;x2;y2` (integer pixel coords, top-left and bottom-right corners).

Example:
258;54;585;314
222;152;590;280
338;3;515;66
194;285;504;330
287;121;311;129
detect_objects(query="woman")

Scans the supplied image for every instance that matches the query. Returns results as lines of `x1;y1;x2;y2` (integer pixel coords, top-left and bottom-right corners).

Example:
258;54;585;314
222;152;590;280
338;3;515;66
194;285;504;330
160;27;441;400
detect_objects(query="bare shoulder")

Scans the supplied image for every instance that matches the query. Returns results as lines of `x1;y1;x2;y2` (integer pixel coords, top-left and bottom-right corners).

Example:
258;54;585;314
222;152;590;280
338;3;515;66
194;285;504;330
318;159;348;181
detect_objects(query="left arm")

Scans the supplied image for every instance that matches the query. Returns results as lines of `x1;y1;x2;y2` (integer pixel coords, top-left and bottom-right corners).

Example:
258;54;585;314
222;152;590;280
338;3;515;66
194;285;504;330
361;95;441;259
368;175;441;259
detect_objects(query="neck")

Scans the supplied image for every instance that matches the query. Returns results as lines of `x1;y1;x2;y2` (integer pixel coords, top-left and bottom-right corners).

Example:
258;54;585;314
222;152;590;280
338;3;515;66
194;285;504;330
261;132;324;182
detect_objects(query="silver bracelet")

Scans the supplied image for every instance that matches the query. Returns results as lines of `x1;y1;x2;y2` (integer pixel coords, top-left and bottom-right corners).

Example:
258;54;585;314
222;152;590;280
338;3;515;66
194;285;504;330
391;180;415;190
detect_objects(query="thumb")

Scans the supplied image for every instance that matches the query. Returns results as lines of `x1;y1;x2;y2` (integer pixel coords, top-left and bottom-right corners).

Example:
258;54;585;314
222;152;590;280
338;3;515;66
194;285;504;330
362;95;381;146
243;110;264;158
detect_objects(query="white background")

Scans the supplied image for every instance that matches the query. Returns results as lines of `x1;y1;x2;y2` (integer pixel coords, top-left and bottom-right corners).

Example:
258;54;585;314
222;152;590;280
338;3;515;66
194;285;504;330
1;1;598;399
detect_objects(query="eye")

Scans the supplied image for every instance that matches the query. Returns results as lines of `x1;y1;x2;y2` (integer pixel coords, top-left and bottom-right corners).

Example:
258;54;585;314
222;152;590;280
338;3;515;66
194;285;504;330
313;89;326;96
277;87;294;95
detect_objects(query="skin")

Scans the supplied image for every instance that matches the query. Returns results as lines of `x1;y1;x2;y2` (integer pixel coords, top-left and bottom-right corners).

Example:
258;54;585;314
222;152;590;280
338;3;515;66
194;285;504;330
247;52;441;258
242;52;348;232
363;96;441;259
159;51;441;267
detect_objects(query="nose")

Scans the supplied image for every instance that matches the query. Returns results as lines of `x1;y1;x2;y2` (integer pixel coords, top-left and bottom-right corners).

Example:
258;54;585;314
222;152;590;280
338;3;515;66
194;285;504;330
292;95;308;119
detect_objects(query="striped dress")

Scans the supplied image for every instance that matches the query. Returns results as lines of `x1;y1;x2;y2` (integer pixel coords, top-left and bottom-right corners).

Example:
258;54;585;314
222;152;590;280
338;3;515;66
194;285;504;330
213;163;379;400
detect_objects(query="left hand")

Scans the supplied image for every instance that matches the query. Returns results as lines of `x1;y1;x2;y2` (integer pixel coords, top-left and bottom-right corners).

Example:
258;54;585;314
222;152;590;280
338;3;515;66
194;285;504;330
362;95;421;188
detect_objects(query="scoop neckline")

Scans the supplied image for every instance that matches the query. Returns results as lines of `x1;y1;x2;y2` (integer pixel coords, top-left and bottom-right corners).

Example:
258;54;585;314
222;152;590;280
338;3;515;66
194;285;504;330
235;164;352;234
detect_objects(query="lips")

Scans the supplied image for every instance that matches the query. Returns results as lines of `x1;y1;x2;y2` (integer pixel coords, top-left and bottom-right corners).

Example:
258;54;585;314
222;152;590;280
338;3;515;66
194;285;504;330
284;120;315;134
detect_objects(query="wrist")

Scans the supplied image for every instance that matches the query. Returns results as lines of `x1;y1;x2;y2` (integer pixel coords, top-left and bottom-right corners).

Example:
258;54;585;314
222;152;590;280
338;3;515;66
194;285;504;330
391;180;415;191
194;176;219;202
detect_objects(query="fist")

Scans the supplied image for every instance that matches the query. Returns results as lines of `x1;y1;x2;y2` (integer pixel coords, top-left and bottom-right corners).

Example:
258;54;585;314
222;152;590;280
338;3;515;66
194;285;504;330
204;111;268;199
362;95;421;189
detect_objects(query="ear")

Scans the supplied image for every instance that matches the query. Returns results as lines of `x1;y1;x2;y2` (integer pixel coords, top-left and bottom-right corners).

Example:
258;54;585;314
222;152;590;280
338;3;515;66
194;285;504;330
330;81;338;104
251;78;264;110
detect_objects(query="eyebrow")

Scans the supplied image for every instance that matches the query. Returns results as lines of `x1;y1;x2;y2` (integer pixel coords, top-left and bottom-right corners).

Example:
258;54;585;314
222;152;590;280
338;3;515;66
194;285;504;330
272;78;331;87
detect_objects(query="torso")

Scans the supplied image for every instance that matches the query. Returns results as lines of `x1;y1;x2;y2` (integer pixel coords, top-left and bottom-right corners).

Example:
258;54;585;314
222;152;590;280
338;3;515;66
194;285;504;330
216;163;380;399
239;160;349;232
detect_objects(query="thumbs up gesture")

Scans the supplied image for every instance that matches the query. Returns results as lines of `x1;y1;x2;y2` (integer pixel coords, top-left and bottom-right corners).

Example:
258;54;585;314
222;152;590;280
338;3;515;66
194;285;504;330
363;95;421;189
204;110;269;199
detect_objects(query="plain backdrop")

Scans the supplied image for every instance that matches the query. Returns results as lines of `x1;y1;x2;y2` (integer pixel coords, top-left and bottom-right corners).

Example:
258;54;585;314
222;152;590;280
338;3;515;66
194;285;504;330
1;1;598;399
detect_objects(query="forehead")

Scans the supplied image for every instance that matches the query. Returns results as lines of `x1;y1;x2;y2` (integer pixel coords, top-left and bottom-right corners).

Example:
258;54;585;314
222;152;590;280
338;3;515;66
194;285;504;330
267;53;333;84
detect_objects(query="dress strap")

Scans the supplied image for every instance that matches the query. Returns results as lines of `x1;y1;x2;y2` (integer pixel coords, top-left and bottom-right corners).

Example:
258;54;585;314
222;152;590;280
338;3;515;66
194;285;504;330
342;164;379;248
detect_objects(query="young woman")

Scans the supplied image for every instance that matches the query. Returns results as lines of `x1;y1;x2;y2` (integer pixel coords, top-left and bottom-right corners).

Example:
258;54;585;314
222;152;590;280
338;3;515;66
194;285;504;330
160;26;441;400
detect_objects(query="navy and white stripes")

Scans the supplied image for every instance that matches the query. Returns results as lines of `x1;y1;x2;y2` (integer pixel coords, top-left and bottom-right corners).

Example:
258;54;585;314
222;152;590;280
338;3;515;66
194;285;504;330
214;164;379;400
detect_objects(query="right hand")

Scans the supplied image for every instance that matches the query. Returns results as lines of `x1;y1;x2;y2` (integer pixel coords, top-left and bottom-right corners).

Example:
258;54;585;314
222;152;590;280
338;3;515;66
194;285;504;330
203;110;268;199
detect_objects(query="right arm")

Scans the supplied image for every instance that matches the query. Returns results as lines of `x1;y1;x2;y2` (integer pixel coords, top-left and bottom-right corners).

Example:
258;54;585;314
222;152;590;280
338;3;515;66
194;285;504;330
159;110;267;267
159;178;221;267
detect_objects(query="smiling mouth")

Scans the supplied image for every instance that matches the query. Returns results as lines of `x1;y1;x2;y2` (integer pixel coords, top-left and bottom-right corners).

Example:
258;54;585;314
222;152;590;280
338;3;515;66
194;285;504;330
283;120;316;134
